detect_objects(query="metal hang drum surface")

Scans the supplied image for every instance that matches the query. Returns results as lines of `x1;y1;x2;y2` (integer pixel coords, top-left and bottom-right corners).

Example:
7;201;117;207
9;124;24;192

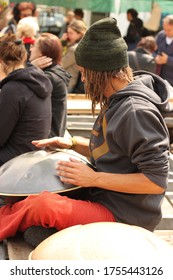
0;149;92;202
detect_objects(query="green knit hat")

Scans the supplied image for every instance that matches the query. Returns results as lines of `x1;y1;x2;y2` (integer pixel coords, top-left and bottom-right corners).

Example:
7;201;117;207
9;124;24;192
75;17;128;71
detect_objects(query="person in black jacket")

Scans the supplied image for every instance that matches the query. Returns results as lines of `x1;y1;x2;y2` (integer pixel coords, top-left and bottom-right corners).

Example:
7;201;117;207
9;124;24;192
1;2;37;34
30;33;71;137
0;33;52;166
124;8;144;50
128;35;157;73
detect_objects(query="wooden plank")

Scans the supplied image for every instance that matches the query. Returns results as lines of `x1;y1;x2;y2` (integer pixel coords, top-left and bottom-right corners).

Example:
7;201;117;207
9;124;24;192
67;94;100;115
67;99;100;115
68;94;86;99
156;216;173;230
168;179;173;192
154;230;173;246
0;241;8;260
161;193;173;215
156;193;173;230
66;96;173;116
67;115;97;122
7;234;33;260
67;115;97;137
166;192;173;206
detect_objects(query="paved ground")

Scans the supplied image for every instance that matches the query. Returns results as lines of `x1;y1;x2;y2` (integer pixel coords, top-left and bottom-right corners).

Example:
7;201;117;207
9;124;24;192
0;241;7;260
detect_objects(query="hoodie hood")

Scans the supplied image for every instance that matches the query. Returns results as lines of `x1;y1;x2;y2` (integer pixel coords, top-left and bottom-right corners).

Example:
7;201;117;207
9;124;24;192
110;70;172;117
44;64;71;88
0;66;53;99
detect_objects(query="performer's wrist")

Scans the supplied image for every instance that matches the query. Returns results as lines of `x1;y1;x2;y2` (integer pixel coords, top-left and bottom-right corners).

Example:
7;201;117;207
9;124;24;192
70;137;78;149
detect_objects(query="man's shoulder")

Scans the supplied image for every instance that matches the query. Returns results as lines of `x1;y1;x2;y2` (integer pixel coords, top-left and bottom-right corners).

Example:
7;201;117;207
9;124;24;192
156;30;166;41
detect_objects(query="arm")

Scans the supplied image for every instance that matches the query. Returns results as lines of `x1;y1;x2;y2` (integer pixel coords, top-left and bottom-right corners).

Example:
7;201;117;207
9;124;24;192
155;52;168;65
155;32;173;66
56;108;169;195
32;136;90;158
56;158;164;194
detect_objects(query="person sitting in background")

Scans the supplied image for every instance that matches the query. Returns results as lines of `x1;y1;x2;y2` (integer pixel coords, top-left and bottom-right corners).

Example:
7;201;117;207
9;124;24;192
30;33;71;137
59;10;75;39
61;19;87;93
155;15;173;86
0;3;12;32
0;33;52;166
124;8;144;50
16;16;39;61
1;1;37;34
13;1;37;21
128;36;157;73
74;8;84;21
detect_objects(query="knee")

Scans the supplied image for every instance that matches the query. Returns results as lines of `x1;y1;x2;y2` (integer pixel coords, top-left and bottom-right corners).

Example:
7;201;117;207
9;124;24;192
26;191;56;212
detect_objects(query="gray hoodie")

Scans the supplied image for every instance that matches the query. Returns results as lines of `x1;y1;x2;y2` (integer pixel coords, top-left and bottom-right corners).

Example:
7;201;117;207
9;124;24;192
87;71;170;231
43;64;71;137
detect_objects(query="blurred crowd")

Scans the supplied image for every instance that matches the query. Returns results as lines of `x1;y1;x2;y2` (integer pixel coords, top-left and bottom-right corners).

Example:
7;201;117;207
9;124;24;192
0;3;173;88
0;2;173;164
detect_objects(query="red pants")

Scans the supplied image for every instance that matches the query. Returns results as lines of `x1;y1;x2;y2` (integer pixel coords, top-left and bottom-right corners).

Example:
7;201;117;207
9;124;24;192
0;191;115;240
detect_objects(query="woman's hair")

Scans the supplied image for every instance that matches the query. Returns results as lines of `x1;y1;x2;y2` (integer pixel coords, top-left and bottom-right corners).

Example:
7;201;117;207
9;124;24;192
13;2;37;23
16;16;39;38
74;8;84;19
36;33;62;64
84;67;133;115
137;36;157;53
0;33;27;69
68;19;87;37
127;8;138;18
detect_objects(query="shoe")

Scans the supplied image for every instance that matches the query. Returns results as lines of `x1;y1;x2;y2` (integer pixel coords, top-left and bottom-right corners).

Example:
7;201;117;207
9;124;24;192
23;226;57;247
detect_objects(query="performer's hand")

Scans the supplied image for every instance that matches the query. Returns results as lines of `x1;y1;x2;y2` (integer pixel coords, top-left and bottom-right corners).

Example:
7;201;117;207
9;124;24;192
57;157;97;187
32;137;73;150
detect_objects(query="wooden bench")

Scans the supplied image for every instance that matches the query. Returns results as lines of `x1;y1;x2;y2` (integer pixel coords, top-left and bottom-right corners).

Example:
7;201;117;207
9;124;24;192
67;94;98;137
67;115;96;138
67;94;100;115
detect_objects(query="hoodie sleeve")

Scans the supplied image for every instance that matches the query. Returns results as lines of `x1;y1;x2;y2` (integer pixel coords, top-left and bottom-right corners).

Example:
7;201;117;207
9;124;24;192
45;71;67;137
0;84;21;146
113;107;169;189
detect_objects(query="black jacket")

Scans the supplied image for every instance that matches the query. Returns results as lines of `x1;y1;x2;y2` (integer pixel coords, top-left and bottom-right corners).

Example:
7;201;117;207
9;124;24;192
43;64;71;137
128;48;156;73
124;18;143;44
0;66;52;165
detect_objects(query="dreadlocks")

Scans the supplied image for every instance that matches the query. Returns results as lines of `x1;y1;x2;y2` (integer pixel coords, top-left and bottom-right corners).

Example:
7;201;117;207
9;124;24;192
84;66;133;115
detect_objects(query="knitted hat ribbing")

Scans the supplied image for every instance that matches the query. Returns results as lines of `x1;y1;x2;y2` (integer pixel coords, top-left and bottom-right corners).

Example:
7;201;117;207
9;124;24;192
75;17;128;71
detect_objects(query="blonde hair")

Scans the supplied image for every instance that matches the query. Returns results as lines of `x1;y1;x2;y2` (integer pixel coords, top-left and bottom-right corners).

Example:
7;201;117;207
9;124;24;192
163;14;173;25
16;16;39;38
68;19;87;36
